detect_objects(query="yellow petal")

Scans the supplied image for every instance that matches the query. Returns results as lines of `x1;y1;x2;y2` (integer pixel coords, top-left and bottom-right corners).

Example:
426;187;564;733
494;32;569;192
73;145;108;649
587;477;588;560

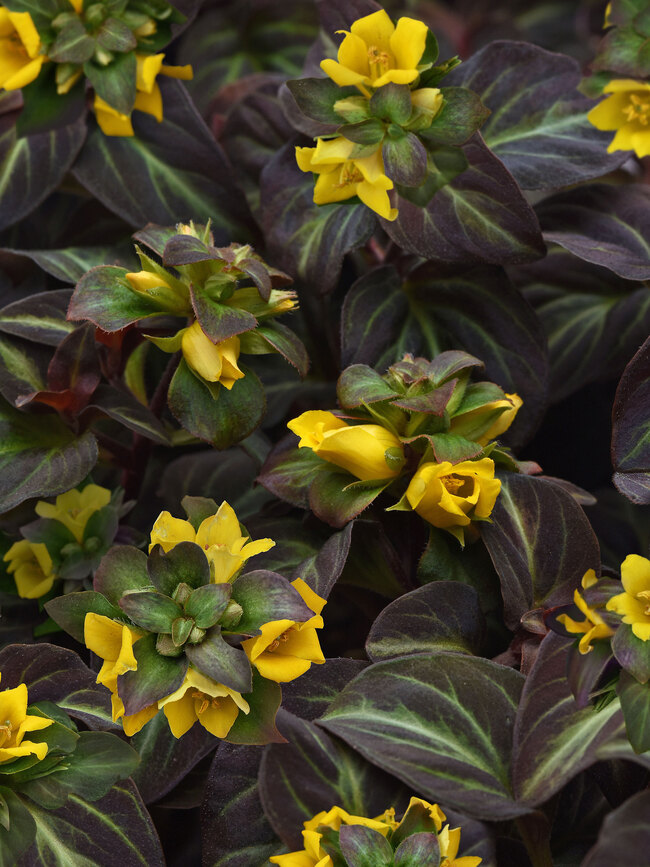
136;53;164;94
8;11;41;59
389;16;428;70
122;703;158;736
287;410;348;449
291;577;326;615
587;92;629;131
603;78;650;94
621;554;650;597
312;136;356;165
296;146;318;172
320;56;370;87
632;622;650;641
162;692;197;738
94;95;134;136
356;178;397;221
134;82;163;122
350;9;394;53
197;695;240;738
315;423;403;480
149;512;196;552
68;0;83;12
336;30;370;79
313;170;356;205
2;54;45;90
160;63;193;80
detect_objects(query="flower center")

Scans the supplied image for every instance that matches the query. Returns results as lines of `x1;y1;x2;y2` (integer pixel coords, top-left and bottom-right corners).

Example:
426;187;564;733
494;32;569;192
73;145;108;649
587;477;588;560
336;162;364;188
192;690;219;715
267;630;292;652
0;719;13;748
367;45;393;78
623;93;650;125
8;32;27;55
441;474;472;497
636;589;650;615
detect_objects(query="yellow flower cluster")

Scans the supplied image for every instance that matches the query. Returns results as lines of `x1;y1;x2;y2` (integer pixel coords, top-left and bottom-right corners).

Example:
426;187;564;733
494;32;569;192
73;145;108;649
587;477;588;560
4;484;111;599
0;1;192;136
287;410;511;543
269;797;481;867
296;10;440;220
84;502;326;738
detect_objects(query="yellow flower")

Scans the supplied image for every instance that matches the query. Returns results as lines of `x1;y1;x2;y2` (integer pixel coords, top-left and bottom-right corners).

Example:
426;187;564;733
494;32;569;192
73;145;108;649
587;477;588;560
606;554;650;641
158;667;249;739
287;410;404;482
449;393;523;446
35;484;111;543
394;799;481;867
0;674;53;764
587;79;650;158
0;8;46;91
149;501;274;584
83;613;157;736
4;539;55;599
405;458;501;544
320;9;428;92
296;137;398;221
93;52;193;136
242;578;326;682
270;805;395;867
124;269;189;313
557;569;614;654
181;321;245;388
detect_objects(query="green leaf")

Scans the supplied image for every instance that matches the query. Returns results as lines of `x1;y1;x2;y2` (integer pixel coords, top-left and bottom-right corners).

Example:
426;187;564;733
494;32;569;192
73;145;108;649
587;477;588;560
393;833;441;867
16;781;164;865
339;824;394;867
0;333;47;403
0;105;86;233
309;471;390;529
0;289;74;347
259;711;408;850
537;184;650;281
419;87;490;147
147;541;210;595
446;42;624;189
56;731;140;801
225;669;284;745
612;336;650;504
482;473;600;630
45;591;123;645
167;360;266;449
369;83;412;124
257;440;324;510
119;590;182;633
87;384;171;446
512;634;633;808
191;284;258;343
396;144;468;207
0;397;98;513
612;622;650;683
0;787;36;866
68;265;164;331
384;135;545;266
242;320;310;378
83;52;136;116
230;570;314;635
337;117;385;145
320;652;525;820
382;132;428;187
337;364;399;408
118;633;188;715
185;628;252;692
185;583;231;629
287;77;356;124
49;18;95;63
617;671;650;753
96;17;137;52
73;80;254;238
260;143;374;296
515;247;650;403
10;245;136;283
366;581;485;660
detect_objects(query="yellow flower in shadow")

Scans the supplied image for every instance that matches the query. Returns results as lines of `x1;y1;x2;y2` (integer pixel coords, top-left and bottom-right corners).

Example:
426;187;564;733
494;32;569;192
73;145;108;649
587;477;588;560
558;569;614;654
158;667;249;739
4;539;55;599
35;484;111;543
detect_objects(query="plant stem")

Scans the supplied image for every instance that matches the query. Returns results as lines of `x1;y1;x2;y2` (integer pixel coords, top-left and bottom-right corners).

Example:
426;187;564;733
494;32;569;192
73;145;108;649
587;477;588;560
516;815;553;867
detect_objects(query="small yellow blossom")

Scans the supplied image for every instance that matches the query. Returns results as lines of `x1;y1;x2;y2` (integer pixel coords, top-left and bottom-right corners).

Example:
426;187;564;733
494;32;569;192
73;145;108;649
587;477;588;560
270;805;395;867
0;8;46;91
296;137;398;221
398;798;481;867
606;554;650;641
557;569;614;654
288;410;404;481
320;9;429;92
0;674;53;764
94;52;193;136
4;539;55;599
83;613;157;736
587;79;650;158
449;393;523;446
411;86;444;118
158;667;249;739
181;322;245;388
405;458;501;544
242;578;326;682
35;484;111;543
149;501;275;583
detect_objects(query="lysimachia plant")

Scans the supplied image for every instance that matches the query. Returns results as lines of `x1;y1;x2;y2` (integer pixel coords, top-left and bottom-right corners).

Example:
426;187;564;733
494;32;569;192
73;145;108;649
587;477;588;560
1;0;650;863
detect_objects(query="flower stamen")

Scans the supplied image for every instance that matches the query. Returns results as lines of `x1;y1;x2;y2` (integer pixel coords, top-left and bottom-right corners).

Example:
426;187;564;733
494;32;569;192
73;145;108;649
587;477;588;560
622;93;650;125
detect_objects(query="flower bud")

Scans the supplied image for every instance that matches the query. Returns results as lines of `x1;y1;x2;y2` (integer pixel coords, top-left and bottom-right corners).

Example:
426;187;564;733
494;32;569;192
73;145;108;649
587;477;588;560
449;393;522;445
220;600;244;629
125;270;189;313
288;410;404;482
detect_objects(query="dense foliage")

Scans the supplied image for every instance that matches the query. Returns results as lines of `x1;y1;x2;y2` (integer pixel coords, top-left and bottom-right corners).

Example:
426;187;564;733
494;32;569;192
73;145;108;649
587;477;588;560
1;0;650;864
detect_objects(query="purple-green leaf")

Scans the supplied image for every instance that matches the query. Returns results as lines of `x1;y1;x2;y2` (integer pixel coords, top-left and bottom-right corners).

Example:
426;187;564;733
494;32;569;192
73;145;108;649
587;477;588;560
185;628;252;693
612;337;650;504
230;570;315;635
118;633;188;715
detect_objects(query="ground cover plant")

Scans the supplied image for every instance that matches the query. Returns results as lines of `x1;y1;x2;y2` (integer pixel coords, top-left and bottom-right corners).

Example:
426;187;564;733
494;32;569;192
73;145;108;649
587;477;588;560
0;0;649;863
